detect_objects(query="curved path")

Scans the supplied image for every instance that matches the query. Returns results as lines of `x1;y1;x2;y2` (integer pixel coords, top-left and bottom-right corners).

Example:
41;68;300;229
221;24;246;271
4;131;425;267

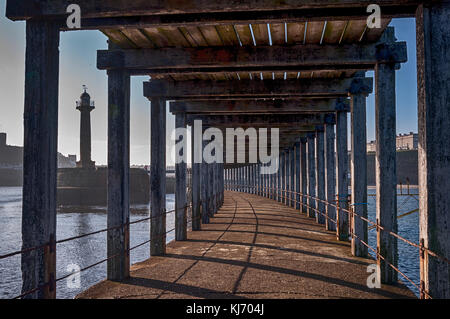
78;191;414;299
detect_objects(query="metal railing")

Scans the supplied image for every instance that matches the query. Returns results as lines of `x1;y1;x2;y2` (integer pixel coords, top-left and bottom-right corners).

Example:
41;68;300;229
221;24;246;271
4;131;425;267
225;182;450;299
1;203;199;299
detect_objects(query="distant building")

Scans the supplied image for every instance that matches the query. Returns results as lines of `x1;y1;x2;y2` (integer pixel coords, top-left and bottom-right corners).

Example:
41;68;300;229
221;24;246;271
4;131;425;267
367;132;418;153
367;140;376;153
0;132;76;168
396;132;418;150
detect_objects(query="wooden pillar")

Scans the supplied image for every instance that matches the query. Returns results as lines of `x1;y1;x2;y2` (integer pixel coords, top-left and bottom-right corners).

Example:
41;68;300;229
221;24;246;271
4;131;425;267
208;162;214;216
150;98;166;256
175;113;187;241
307;134;316;218
300;138;308;214
212;162;217;214
107;69;130;281
315;129;326;225
191;126;201;231
416;3;450;298
201;140;210;224
375;63;398;284
280;152;285;203
295;142;301;210
351;92;369;257
325;120;337;232
21;19;60;298
277;155;282;202
290;148;295;207
336;111;349;241
284;151;288;205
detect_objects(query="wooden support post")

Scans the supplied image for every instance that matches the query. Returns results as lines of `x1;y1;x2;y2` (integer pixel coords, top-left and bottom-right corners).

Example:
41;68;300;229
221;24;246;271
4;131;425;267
416;2;450;298
150;98;166;256
290;149;295;207
307;134;316;218
208;162;214;215
325;122;337;232
191;126;201;231
336;111;349;241
21;19;59;299
175;113;187;241
201;140;210;224
277;156;282;202
375;56;399;284
375;61;398;283
280;152;286;203
351;92;368;257
295;143;301;210
212;162;217;214
300;138;308;213
316;129;326;225
107;68;130;281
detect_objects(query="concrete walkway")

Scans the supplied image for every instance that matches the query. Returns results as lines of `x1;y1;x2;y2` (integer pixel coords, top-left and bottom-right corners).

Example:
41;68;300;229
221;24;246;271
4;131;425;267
78;191;415;299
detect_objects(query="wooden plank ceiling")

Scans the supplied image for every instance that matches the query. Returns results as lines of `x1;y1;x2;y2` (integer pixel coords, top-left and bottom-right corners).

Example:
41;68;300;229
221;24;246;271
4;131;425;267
102;19;390;81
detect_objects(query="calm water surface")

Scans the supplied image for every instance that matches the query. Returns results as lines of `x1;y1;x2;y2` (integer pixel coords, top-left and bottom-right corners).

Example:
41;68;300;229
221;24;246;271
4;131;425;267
0;187;420;298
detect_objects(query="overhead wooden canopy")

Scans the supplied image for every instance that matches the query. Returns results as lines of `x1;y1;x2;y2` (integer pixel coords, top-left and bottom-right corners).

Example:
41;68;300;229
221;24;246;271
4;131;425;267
6;1;421;23
5;0;402;153
169;99;349;114
144;78;373;99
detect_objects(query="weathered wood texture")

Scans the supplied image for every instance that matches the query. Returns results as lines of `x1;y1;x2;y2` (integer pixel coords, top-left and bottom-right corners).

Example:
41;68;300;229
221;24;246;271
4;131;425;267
7;0;420;21
201;140;210;224
324;123;337;232
307;135;316;218
295;143;301;210
97;43;407;72
290;149;295;207
375;63;398;284
107;69;130;281
191;127;201;231
150;98;167;256
175;114;187;241
300;138;308;214
170;99;348;114
350;93;368;257
336;111;349;241
315;130;326;225
144;78;373;99
416;2;450;299
21;19;59;299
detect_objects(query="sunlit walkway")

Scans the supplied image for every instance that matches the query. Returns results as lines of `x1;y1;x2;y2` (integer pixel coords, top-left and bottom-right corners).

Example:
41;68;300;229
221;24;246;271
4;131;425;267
78;191;414;299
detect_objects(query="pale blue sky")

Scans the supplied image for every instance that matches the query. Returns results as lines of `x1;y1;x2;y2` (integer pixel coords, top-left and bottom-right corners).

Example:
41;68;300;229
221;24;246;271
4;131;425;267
0;1;417;165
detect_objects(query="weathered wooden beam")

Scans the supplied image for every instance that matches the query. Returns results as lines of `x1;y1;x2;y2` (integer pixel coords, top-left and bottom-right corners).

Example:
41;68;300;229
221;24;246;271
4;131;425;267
416;2;450;298
295;143;301;210
98;43;407;72
299;138;308;213
170;99;349;114
316;129;326;225
144;78;373;99
150;98;166;256
307;134;316;218
289;148;295;207
175;113;187;241
7;0;420;22
21;19;59;299
350;91;368;257
107;69;130;281
324;122;336;232
336;111;349;241
375;62;398;284
191;126;201;231
185;114;325;126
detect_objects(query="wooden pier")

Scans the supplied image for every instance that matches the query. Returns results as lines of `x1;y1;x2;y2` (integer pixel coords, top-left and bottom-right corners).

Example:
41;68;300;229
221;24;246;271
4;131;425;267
78;191;414;299
4;0;450;299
